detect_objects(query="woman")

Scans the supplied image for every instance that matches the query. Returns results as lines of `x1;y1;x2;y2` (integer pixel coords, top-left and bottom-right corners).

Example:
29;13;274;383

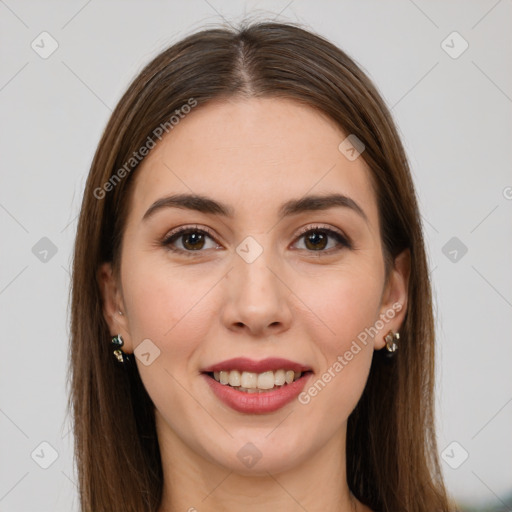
69;21;457;511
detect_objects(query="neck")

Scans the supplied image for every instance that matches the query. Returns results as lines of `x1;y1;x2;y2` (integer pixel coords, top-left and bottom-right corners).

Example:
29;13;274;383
155;411;359;512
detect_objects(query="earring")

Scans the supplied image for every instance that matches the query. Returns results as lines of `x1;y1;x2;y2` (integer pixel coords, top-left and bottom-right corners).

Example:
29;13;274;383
384;330;400;354
111;334;129;364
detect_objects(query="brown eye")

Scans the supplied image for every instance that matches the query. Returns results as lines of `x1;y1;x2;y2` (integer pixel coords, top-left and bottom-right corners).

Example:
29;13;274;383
304;231;328;250
294;226;351;252
180;231;207;250
161;226;220;256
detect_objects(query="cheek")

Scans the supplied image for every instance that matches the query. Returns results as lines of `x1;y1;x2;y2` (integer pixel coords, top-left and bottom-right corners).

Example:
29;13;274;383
119;245;236;416
294;262;383;412
121;256;216;355
297;260;384;351
120;256;219;424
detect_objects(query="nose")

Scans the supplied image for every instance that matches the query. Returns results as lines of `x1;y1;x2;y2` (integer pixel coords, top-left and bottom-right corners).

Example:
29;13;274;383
220;241;293;338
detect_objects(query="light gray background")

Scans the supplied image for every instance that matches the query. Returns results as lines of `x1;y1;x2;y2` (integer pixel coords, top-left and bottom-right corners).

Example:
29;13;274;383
1;1;511;511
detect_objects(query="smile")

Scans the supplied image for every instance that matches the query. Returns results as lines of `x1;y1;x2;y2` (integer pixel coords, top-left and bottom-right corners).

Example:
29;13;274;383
209;369;304;392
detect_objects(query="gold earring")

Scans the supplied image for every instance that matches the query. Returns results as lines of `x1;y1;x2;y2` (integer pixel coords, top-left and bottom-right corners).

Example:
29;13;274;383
111;334;129;364
384;330;400;353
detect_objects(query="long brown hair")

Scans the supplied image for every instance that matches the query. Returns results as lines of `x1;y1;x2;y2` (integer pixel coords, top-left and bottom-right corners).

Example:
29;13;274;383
69;21;456;511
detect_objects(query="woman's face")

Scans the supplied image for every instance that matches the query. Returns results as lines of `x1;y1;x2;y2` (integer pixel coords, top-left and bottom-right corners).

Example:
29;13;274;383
100;97;408;475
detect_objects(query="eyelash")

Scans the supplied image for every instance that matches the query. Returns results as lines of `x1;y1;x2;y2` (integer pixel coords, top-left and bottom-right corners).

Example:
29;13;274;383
161;224;352;257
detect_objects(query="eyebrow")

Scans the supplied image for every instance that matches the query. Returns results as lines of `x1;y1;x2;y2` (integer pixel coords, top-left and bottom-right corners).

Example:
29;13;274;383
142;192;368;223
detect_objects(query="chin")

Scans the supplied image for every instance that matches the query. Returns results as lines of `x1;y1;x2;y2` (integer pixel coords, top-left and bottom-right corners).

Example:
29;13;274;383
202;429;314;476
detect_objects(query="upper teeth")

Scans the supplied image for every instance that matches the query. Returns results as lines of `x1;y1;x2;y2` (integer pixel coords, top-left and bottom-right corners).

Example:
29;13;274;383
213;369;302;390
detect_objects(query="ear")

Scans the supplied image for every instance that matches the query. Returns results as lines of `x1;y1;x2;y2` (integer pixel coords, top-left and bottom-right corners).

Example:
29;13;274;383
374;249;410;350
97;262;133;353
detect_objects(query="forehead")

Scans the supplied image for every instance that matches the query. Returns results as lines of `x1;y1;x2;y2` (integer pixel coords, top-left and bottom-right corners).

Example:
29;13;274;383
127;97;378;226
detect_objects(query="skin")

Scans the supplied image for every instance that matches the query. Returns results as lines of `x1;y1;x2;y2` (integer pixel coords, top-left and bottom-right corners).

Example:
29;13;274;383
99;97;410;512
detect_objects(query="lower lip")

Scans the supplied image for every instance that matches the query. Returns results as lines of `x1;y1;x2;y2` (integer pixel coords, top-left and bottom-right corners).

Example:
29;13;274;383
202;372;312;414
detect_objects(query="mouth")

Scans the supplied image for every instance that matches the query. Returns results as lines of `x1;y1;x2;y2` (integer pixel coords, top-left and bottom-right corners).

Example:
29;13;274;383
200;357;313;412
203;368;314;393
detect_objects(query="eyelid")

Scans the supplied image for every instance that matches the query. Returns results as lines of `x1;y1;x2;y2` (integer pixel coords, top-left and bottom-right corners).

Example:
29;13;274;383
295;223;348;240
163;224;217;242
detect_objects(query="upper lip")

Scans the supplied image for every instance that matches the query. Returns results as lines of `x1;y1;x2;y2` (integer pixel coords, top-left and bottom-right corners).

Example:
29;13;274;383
201;357;312;374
